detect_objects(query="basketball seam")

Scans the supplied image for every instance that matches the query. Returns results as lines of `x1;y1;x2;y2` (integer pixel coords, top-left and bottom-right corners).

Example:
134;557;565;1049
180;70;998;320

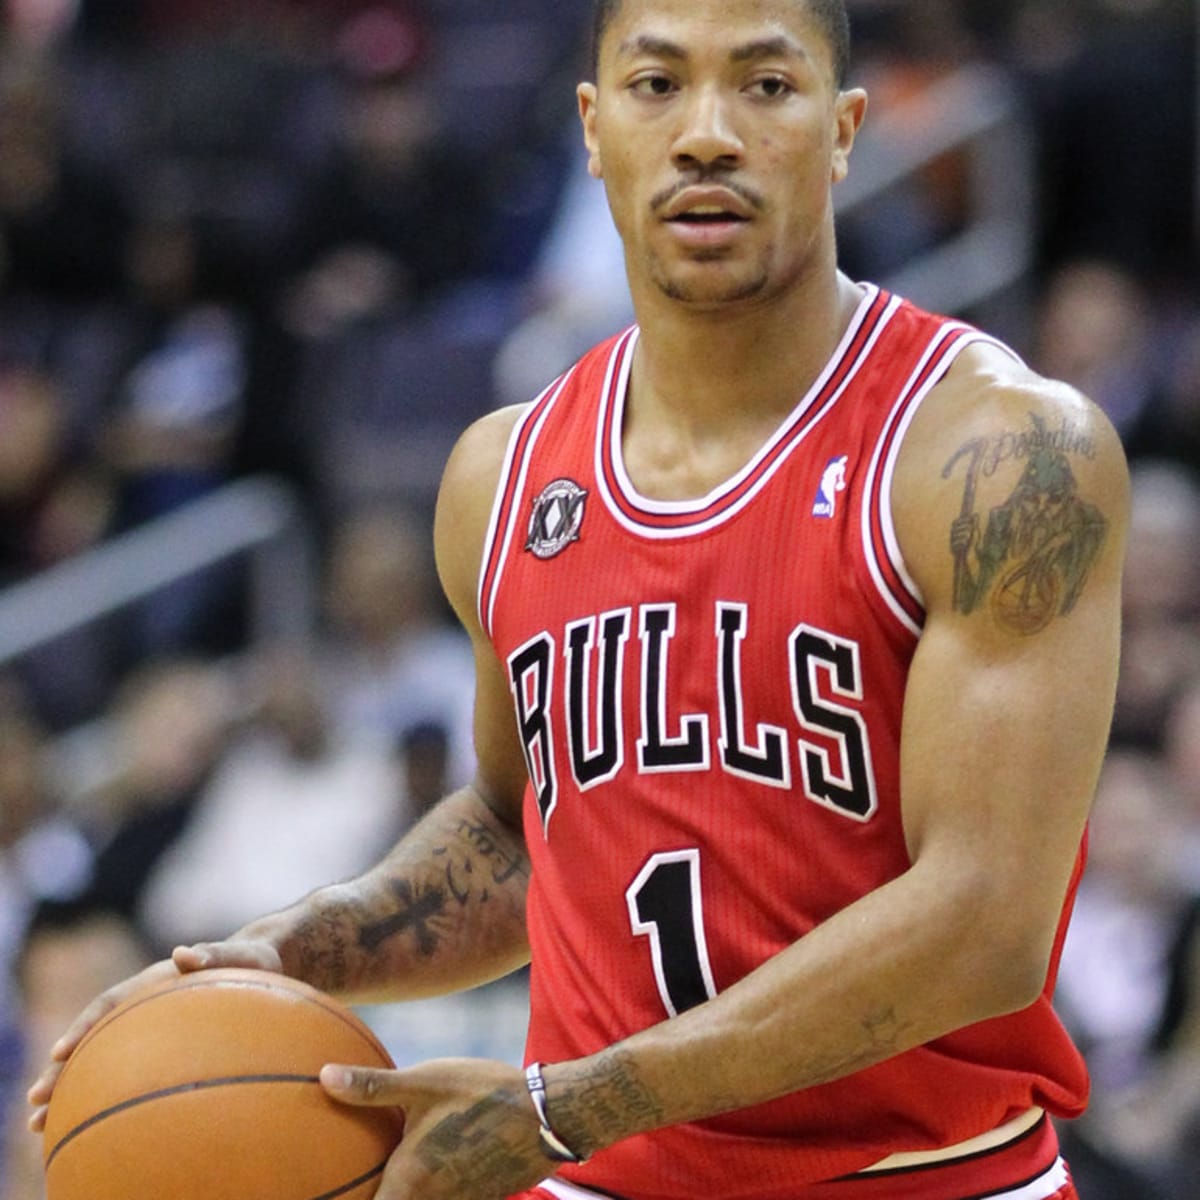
45;1069;391;1200
47;1073;392;1199
309;1160;391;1200
44;1074;320;1169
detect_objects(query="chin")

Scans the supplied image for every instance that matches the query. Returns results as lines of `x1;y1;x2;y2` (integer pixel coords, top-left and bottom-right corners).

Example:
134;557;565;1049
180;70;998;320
649;247;781;306
659;275;773;307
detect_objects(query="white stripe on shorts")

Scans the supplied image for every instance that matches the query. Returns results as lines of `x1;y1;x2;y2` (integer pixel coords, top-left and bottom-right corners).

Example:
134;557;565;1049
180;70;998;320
535;1155;1069;1200
988;1156;1070;1200
537;1179;612;1200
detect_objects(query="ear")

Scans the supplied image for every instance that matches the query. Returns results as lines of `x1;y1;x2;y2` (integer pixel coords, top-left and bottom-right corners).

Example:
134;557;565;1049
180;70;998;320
831;87;868;185
577;82;603;179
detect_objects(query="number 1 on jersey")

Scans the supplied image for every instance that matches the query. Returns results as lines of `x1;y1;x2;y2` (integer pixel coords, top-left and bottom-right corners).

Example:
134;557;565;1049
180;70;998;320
626;850;717;1017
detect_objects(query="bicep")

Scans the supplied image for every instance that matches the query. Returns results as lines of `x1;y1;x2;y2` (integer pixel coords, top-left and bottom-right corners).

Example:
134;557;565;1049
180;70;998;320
901;585;1119;893
894;363;1129;952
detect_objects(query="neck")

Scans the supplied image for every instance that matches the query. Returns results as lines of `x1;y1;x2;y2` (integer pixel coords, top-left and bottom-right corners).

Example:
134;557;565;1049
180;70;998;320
628;264;864;431
616;263;867;503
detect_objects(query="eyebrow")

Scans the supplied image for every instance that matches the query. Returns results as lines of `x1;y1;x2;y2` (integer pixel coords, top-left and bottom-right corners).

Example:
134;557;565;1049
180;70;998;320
616;33;810;66
616;34;687;60
730;36;807;64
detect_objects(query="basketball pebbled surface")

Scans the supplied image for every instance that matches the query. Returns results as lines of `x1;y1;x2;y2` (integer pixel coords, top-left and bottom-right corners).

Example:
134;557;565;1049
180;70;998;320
43;968;404;1200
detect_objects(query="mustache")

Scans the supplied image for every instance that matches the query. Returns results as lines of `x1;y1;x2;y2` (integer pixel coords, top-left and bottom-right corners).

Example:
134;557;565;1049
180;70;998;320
650;173;765;214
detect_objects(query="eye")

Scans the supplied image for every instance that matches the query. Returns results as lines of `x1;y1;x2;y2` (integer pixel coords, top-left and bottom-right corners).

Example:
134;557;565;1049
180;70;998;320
746;75;794;101
630;73;677;98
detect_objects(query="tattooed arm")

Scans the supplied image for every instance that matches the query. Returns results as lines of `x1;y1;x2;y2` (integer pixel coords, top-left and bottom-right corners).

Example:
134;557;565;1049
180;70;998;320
229;783;530;1003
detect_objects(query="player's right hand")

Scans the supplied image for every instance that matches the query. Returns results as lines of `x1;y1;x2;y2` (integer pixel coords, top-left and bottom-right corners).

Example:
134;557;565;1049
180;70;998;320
25;938;284;1132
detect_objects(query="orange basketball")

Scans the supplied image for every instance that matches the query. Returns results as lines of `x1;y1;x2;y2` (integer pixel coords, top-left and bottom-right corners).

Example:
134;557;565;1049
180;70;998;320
42;968;403;1200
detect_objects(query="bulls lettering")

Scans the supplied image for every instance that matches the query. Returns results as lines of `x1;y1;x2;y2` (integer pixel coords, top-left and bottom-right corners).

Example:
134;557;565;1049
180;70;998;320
509;603;878;833
566;609;631;790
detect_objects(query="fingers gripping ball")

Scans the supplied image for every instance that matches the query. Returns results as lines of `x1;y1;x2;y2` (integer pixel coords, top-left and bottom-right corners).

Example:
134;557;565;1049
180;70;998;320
42;968;403;1200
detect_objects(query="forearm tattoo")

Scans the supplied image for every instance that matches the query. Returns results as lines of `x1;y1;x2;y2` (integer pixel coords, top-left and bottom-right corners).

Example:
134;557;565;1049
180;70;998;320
801;1004;917;1084
288;806;529;990
290;899;364;994
942;412;1108;634
553;1050;669;1151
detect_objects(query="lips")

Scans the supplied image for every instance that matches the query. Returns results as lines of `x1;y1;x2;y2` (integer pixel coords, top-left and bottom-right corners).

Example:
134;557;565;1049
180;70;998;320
661;188;755;223
670;206;748;225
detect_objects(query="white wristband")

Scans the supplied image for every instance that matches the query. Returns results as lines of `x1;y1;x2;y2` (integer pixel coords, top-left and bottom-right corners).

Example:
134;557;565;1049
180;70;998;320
525;1061;588;1164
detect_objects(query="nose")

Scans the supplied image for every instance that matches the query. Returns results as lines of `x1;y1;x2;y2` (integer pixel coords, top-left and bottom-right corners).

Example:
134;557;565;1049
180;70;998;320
672;85;743;170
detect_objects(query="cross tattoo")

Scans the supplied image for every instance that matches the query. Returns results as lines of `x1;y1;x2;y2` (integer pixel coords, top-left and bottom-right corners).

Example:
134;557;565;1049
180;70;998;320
358;880;447;957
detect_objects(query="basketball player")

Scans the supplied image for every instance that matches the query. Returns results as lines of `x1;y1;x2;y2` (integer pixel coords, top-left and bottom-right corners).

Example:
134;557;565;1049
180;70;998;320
30;1;1129;1197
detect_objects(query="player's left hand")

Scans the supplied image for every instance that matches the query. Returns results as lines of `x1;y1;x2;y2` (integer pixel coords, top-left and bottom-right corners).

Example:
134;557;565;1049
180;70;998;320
320;1057;556;1200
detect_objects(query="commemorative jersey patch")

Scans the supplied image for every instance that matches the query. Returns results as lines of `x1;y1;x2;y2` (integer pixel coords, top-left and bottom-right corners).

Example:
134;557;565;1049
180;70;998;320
526;478;588;559
812;454;849;519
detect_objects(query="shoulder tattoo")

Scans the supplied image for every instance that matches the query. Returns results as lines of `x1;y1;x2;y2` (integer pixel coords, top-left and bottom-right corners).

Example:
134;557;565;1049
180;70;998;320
941;412;1109;635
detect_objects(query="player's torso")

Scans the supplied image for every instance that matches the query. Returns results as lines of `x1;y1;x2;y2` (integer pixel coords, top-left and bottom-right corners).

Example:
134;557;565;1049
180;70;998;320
479;286;1090;1195
481;286;976;1041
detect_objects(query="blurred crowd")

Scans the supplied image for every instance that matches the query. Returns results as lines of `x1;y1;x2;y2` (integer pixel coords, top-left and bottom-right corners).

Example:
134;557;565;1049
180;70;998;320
0;0;1197;1197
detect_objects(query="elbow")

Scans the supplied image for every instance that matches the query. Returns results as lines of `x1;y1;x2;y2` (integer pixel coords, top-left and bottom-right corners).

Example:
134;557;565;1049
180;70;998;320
959;909;1057;1018
908;851;1069;1022
978;948;1051;1015
926;868;1058;1018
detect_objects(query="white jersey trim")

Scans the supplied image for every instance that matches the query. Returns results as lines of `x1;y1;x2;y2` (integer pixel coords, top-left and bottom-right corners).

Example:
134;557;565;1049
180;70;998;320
478;365;581;637
862;327;1026;638
597;286;901;539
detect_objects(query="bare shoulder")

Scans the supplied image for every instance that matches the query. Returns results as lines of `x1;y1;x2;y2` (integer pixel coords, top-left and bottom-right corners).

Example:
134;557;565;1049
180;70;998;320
434;403;529;631
892;340;1130;636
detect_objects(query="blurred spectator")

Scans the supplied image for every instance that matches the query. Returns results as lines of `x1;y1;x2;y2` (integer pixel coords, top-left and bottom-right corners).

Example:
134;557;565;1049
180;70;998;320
0;697;94;935
398;718;450;825
1126;308;1200;476
1058;752;1192;1091
493;139;632;409
0;363;116;727
1032;259;1160;439
1054;750;1191;1199
4;0;77;49
319;506;476;786
1162;678;1200;889
1111;460;1200;747
1123;889;1200;1200
1016;0;1197;282
0;364;113;584
66;658;232;925
281;3;489;340
0;50;127;303
93;204;253;660
137;645;404;950
3;908;151;1200
0;694;93;1188
836;0;981;281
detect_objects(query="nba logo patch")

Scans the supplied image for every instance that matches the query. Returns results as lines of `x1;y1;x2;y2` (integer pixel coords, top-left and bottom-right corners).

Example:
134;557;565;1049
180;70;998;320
812;455;849;519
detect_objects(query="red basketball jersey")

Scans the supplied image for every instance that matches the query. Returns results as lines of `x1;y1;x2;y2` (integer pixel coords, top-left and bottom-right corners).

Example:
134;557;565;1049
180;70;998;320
478;285;1089;1198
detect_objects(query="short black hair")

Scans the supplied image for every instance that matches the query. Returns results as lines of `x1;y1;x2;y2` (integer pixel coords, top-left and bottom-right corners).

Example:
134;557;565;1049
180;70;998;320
590;0;851;88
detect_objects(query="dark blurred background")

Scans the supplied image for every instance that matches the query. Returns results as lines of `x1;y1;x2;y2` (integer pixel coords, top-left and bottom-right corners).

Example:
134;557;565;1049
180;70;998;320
0;2;1197;1196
